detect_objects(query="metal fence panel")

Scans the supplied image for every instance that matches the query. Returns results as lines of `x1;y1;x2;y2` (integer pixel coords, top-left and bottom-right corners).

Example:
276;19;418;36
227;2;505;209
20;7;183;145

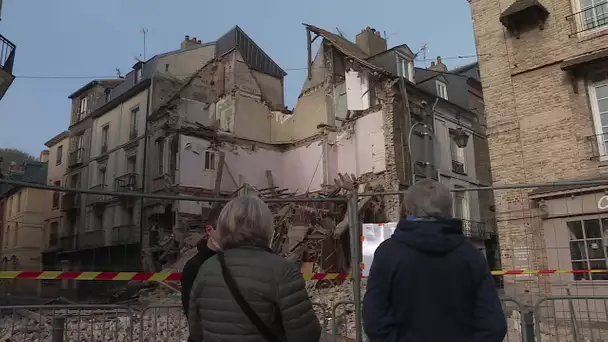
136;305;187;342
0;304;134;341
534;296;608;341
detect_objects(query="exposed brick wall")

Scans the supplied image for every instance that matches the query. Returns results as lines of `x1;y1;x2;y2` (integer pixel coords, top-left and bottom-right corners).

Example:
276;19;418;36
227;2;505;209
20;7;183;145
470;0;608;301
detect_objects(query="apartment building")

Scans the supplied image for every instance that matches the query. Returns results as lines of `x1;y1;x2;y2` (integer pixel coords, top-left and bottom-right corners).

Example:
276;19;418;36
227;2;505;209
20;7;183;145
470;0;608;305
0;160;48;295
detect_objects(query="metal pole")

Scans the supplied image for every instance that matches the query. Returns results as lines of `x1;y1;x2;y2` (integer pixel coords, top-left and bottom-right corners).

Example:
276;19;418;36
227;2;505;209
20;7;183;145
0;178;347;203
51;316;65;342
348;192;363;342
423;124;432;179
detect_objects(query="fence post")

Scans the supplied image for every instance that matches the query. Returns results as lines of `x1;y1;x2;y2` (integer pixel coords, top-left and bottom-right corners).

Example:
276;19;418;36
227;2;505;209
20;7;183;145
51;316;65;342
522;306;535;342
348;192;363;342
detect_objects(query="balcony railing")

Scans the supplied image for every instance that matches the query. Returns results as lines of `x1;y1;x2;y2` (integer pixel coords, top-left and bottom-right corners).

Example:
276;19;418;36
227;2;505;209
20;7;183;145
0;33;16;73
451;160;466;175
111;225;138;245
86;184;114;206
71;110;90;125
68;148;85;167
567;2;608;36
101;143;108;154
60;234;78;250
79;230;105;248
587;133;608;159
115;173;140;191
129;128;138;140
462;220;488;240
60;193;81;212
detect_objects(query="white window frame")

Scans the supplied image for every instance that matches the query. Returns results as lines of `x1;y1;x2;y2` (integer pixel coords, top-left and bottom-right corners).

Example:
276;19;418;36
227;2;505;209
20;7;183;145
436;80;448;100
204;150;216;171
453;189;470;221
78;96;88;120
567;217;608;281
396;55;414;82
571;0;608;37
134;67;142;84
588;79;608;161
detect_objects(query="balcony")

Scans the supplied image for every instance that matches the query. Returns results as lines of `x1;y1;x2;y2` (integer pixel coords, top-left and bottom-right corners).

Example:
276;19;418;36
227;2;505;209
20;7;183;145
462;220;488;240
60;193;81;212
0;33;16;102
451;160;466;175
115;173;140;191
111;225;138;245
101;143;108;154
567;2;608;36
86;184;114;206
68;148;85;167
79;230;105;248
60;234;78;250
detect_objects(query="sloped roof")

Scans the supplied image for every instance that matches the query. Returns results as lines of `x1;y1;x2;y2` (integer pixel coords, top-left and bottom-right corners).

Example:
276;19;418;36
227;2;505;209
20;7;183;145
0;161;47;198
303;24;383;72
216;26;286;78
68;79;123;99
450;62;479;74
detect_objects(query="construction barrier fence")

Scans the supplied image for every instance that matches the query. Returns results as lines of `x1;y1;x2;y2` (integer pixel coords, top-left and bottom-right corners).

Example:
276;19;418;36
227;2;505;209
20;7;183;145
5;178;608;341
1;296;608;341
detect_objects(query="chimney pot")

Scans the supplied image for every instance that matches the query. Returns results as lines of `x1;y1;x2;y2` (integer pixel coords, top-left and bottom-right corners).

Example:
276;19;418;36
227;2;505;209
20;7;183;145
198;39;202;43
437;56;442;64
185;35;190;40
431;61;436;66
192;37;197;42
375;31;381;36
366;26;371;30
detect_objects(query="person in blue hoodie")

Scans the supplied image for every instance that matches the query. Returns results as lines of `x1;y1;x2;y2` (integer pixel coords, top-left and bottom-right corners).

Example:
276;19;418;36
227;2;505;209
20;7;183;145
363;179;507;342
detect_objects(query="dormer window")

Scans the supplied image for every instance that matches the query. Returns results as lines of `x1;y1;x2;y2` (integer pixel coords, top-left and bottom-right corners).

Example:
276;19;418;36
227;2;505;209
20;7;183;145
104;88;111;103
134;67;142;84
396;55;414;82
133;61;144;84
436;81;448;100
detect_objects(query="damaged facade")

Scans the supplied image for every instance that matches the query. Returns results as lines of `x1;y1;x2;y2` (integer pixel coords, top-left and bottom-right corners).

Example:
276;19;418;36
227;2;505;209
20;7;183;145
38;24;496;299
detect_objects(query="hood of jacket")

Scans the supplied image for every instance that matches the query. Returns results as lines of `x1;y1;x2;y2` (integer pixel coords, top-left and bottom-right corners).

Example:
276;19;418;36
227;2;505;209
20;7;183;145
392;218;465;255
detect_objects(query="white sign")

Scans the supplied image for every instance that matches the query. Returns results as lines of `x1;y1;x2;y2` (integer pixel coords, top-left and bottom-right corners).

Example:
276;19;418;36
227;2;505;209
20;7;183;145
598;195;608;210
361;222;397;277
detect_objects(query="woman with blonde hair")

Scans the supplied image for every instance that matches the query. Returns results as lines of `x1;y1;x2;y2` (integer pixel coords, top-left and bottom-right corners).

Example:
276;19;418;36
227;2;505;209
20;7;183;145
188;195;321;342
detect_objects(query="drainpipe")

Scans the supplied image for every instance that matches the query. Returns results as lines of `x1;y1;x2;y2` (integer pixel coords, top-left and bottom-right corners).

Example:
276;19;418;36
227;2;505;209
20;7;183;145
138;79;152;268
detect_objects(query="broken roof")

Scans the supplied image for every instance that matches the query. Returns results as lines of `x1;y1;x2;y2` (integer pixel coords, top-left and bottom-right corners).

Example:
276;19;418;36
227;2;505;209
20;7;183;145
303;24;384;72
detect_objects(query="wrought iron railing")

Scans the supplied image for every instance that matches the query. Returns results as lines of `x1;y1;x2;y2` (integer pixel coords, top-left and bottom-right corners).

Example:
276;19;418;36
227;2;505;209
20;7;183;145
111;225;137;245
115;173;140;191
567;2;608;36
0;33;16;73
462;219;488;240
86;184;113;205
80;230;105;248
451;159;466;174
60;193;81;211
101;143;108;154
68;148;84;167
129;128;138;140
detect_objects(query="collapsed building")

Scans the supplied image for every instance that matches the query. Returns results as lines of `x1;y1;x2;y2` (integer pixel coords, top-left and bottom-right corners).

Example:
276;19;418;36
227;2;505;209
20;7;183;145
38;24;494;300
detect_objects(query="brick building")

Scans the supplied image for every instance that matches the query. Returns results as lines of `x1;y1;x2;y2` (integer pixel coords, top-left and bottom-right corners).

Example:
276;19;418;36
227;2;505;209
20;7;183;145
471;0;608;304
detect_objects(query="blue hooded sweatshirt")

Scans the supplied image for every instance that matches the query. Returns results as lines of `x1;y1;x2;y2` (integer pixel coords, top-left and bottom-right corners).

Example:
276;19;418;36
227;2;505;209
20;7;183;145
362;218;507;342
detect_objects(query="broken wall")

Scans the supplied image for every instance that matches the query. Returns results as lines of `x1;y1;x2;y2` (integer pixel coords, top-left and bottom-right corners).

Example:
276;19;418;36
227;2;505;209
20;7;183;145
335;110;385;177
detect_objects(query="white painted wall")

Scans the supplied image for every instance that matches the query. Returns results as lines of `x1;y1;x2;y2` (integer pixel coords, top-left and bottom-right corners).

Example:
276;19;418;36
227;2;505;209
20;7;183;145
336;110;385;177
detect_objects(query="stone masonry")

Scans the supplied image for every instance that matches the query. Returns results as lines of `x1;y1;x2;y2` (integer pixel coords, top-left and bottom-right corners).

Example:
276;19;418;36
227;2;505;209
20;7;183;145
470;0;608;300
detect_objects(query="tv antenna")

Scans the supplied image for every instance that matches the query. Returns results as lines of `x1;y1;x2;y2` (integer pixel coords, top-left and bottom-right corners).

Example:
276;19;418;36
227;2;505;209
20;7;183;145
141;28;148;60
335;27;347;39
116;68;123;79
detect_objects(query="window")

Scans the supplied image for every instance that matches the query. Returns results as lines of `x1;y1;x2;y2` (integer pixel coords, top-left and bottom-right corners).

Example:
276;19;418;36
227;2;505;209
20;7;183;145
165;64;170;72
204;151;216;170
396;55;413;81
134;67;142;84
589;78;608;158
78;96;88;117
568;218;608;280
156;138;165;175
16;192;21;213
101;125;109;153
127;155;137;174
450;134;466;174
12;223;17;247
436;81;448;100
453;188;470;221
56;145;63;165
52;181;60;208
104;88;112;103
99;168;106;187
579;0;608;32
49;222;58;247
130;107;139;139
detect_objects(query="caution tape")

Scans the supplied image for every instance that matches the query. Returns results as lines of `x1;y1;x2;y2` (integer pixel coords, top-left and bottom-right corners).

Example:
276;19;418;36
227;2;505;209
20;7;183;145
0;269;606;281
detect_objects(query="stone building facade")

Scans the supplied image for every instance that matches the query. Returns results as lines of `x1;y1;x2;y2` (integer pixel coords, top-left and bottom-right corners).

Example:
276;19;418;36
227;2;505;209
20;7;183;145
471;0;608;304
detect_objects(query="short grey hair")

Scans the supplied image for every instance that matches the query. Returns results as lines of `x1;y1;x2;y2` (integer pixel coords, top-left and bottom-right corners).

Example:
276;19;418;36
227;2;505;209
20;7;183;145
216;195;274;248
401;179;453;219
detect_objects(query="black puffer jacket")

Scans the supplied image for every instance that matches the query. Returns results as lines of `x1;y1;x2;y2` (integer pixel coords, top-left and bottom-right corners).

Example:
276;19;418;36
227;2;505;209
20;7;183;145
188;246;321;342
181;239;216;317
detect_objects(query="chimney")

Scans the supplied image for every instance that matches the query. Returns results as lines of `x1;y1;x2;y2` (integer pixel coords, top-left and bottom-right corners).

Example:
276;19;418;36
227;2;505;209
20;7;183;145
428;56;447;72
181;35;202;50
40;150;50;163
355;27;387;56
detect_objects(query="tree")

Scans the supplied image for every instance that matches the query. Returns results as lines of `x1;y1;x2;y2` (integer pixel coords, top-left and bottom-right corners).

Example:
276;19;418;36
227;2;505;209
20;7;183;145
0;148;36;172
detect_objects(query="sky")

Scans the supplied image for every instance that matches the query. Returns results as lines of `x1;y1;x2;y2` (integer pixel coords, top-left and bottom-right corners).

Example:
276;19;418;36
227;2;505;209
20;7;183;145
0;0;476;157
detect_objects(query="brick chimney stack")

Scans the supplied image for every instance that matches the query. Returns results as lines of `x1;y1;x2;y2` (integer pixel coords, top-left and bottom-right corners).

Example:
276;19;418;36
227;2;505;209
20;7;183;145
355;27;387;56
181;35;202;50
428;56;447;72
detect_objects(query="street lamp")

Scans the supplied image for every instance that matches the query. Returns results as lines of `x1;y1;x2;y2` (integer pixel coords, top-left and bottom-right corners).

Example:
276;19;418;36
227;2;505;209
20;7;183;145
452;127;469;149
